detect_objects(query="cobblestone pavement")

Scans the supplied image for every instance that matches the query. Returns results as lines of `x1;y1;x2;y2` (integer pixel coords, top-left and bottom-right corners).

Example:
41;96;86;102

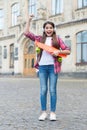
0;77;87;130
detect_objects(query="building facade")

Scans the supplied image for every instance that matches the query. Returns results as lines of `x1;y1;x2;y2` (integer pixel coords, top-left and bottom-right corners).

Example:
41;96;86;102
0;0;87;76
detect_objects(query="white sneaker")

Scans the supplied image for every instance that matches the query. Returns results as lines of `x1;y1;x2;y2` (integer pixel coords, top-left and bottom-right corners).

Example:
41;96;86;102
39;112;47;121
50;112;56;121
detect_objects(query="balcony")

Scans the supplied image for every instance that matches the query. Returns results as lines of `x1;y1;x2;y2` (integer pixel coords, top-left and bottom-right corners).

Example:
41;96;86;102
73;8;87;20
49;14;64;25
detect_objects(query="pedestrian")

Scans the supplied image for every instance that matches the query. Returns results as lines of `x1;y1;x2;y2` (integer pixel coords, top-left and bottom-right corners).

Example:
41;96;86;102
24;14;70;121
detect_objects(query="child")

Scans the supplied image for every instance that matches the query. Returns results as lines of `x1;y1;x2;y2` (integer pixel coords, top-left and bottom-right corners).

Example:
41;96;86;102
24;14;70;121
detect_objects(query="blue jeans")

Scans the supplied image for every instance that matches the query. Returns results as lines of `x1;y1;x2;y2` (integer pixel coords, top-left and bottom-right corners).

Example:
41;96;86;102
39;65;58;112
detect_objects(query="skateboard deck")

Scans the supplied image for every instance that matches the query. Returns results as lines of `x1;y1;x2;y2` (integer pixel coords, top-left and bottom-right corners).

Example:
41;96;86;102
35;40;67;58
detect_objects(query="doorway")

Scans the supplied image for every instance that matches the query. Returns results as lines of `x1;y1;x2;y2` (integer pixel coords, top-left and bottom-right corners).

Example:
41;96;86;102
23;42;36;76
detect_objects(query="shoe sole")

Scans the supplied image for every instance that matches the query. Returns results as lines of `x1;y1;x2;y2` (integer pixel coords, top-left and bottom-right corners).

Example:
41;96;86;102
39;118;47;121
50;119;56;121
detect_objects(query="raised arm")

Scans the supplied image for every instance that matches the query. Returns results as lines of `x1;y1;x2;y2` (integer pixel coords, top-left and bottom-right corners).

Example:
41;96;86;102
24;14;41;41
24;14;34;34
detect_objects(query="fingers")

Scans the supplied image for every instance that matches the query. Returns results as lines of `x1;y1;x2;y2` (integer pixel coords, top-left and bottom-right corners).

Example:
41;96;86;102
30;14;34;18
28;14;34;22
29;14;34;19
52;53;57;57
52;50;60;57
30;14;34;17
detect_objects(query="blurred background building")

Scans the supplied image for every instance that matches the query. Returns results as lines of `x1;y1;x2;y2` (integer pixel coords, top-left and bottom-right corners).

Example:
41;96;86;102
0;0;87;77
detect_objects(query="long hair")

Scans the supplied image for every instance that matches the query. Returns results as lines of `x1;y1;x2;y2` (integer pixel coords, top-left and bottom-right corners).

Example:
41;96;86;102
40;21;60;49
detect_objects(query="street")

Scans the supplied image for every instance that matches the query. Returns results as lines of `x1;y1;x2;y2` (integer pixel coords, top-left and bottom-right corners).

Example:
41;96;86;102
0;77;87;130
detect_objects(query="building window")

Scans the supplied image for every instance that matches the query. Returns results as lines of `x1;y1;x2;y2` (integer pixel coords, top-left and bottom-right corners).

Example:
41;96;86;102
52;0;63;15
28;59;30;68
3;46;7;59
10;44;14;68
11;3;20;26
14;47;18;56
28;46;34;54
24;59;27;68
31;58;34;68
78;0;87;9
76;31;87;64
28;0;37;17
0;46;2;68
0;9;4;29
14;47;18;60
65;39;71;50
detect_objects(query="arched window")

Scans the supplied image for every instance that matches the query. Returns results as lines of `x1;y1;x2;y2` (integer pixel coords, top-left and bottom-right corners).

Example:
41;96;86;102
28;46;34;54
76;31;87;64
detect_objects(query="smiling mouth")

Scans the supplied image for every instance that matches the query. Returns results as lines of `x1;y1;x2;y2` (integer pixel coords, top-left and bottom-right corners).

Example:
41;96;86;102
47;32;52;35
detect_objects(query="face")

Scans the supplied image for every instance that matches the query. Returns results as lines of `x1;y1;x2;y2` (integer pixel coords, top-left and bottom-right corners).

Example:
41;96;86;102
44;23;54;37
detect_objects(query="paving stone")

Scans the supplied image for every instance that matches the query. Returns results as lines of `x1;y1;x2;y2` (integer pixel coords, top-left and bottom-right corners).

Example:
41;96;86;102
0;78;87;130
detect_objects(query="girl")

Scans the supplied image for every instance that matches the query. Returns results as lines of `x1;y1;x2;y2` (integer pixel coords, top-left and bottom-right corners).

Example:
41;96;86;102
24;15;70;121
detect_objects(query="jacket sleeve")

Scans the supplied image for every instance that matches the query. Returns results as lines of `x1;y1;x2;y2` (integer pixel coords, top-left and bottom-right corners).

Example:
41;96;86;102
58;37;70;50
24;31;41;41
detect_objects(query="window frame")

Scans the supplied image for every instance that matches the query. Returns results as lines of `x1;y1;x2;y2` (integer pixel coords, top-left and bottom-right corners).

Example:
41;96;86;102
0;9;4;29
28;0;37;17
77;0;87;9
9;44;14;68
76;31;87;65
11;3;20;26
0;46;2;68
3;46;7;59
51;0;63;15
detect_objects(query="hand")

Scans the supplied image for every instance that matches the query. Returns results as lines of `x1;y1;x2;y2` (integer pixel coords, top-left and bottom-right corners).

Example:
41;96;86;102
52;50;60;57
29;14;34;21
